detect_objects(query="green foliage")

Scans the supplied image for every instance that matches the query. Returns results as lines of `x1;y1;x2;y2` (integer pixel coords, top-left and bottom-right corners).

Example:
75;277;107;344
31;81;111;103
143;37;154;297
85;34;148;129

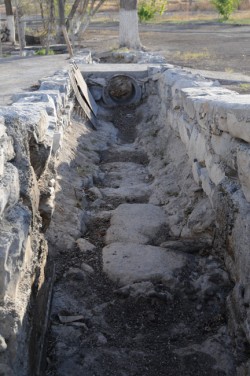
212;0;239;20
138;0;167;22
35;48;55;56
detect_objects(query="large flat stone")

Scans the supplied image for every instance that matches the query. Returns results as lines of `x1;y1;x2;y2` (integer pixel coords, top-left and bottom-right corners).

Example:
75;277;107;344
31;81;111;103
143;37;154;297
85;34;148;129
105;203;167;245
102;242;187;286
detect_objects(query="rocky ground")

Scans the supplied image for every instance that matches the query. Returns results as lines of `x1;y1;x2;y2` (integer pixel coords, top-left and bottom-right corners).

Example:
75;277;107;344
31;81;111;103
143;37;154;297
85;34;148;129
44;78;242;375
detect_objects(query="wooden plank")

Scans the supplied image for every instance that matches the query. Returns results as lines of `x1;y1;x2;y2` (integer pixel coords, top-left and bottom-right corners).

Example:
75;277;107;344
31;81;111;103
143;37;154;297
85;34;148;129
62;25;73;58
68;69;98;129
71;62;98;116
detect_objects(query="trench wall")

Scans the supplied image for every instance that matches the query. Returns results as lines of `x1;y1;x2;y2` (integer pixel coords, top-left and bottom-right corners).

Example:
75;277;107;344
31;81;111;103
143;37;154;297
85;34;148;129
157;67;250;347
0;65;73;375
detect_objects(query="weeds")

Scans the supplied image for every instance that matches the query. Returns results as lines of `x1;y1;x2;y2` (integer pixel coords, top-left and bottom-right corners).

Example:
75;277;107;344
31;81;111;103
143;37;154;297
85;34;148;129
173;49;211;62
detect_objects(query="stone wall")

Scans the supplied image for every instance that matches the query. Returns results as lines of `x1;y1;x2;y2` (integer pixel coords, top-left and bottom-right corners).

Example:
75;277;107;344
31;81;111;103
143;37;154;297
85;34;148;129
0;67;72;375
156;66;250;352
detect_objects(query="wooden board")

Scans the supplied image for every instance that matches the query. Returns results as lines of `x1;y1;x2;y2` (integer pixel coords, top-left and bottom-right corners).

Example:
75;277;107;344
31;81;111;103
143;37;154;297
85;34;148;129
71;61;98;116
68;69;98;129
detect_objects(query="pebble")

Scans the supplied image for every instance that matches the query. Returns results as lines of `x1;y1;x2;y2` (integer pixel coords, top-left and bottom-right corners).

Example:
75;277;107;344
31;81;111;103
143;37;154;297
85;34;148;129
89;186;103;199
63;267;86;280
81;262;94;274
76;238;96;253
0;335;7;352
196;304;202;311
59;315;84;324
96;333;108;346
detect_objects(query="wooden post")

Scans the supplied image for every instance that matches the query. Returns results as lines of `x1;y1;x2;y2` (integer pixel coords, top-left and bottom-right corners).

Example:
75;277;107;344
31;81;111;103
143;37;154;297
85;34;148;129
61;25;73;58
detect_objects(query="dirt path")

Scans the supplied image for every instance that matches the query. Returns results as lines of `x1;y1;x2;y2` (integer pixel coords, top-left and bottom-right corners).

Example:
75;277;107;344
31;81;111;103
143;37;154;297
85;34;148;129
45;92;238;375
0;54;69;105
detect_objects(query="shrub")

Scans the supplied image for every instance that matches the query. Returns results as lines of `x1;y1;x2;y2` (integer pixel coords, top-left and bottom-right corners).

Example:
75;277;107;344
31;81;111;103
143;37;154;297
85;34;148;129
212;0;239;20
138;0;167;22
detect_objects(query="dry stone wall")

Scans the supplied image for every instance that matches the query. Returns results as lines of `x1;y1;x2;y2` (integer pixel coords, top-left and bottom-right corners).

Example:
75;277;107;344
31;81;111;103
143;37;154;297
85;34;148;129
156;66;250;351
0;66;73;375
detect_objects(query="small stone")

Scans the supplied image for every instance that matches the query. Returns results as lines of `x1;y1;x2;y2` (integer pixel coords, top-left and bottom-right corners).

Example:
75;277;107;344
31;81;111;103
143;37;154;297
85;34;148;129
70;322;88;331
48;178;56;187
96;333;108;346
88;186;103;199
196;304;202;311
81;262;94;274
147;312;156;321
90;198;105;208
58;315;84;324
0;335;7;352
76;238;96;253
63;267;86;280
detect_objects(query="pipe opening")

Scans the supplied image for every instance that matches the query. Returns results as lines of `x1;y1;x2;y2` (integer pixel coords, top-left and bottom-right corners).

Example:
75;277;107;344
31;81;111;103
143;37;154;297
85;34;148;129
102;74;141;106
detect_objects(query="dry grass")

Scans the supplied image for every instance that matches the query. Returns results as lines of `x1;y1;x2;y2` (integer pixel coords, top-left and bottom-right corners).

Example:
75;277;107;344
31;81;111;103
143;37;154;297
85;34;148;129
173;49;211;62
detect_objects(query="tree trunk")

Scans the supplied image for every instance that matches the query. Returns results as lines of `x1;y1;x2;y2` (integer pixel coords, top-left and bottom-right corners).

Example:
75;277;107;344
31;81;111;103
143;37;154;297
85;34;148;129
119;0;141;50
58;0;65;43
4;0;15;43
66;0;81;30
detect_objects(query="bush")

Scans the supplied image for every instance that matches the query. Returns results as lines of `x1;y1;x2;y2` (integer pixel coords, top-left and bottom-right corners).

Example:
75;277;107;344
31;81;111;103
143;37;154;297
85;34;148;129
138;0;167;22
212;0;239;20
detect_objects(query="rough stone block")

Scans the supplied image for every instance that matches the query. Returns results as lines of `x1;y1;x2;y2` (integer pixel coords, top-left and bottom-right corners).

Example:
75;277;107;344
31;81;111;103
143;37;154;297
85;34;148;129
177;115;192;148
0;205;31;300
200;168;215;199
38;90;63;109
0;148;4;177
0;133;15;178
196;132;208;163
39;79;69;95
237;147;250;202
0;163;19;216
12;93;57;117
212;95;250;143
0;133;15;161
211;133;237;170
205;152;225;186
192;161;202;185
0;119;5;138
186;198;215;234
0;105;49;143
52;131;63;154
